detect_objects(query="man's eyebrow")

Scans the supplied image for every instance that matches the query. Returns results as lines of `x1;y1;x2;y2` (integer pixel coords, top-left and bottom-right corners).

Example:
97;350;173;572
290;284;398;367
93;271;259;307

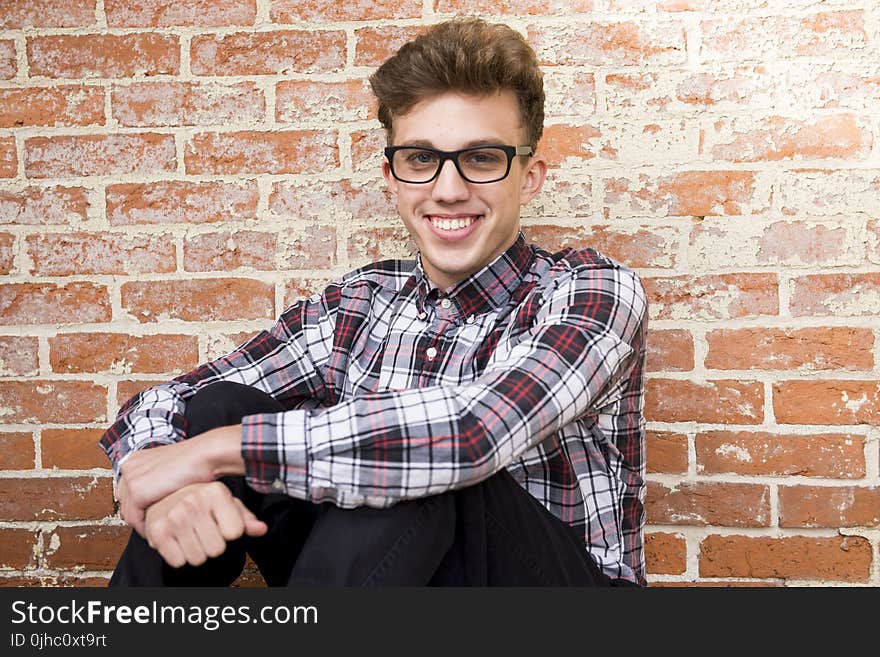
395;138;510;149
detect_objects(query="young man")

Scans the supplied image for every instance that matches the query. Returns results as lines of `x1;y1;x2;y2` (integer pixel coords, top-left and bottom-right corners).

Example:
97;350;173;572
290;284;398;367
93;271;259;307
101;17;648;587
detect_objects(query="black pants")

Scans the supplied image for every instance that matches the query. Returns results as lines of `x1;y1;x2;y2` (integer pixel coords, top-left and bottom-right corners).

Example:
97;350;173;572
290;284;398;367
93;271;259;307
109;382;618;587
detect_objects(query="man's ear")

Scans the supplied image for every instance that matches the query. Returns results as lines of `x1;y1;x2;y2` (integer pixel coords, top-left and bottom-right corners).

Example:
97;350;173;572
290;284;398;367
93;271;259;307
519;154;547;207
382;160;399;198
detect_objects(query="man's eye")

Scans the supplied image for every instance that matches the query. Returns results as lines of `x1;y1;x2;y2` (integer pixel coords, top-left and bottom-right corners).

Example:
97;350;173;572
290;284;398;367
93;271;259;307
462;150;504;167
406;151;438;165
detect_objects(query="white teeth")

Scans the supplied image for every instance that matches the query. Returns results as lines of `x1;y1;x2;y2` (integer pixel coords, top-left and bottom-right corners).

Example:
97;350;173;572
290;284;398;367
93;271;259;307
429;216;476;231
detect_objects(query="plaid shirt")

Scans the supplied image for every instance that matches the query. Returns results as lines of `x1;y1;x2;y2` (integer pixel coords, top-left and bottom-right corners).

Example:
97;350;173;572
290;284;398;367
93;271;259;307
100;233;648;584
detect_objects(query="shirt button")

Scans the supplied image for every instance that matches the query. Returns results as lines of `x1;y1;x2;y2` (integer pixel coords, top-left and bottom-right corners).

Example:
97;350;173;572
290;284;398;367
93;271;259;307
466;315;475;324
271;479;285;492
426;346;437;360
440;298;451;309
418;311;427;321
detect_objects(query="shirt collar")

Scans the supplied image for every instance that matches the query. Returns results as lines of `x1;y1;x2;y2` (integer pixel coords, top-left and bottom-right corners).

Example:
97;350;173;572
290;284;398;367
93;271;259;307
409;232;533;318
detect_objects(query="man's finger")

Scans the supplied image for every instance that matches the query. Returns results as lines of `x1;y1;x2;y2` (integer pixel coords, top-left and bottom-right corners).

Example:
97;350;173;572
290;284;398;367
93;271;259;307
234;498;268;537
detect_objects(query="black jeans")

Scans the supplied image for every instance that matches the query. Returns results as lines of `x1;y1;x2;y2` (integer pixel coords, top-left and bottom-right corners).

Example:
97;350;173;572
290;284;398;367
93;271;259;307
109;382;619;587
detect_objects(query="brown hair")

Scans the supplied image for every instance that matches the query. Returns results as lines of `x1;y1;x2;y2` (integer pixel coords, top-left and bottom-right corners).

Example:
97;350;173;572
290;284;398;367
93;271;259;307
368;18;545;150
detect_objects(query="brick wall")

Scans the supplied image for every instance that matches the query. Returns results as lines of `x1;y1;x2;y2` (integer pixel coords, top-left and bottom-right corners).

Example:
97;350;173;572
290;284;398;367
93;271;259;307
1;0;878;586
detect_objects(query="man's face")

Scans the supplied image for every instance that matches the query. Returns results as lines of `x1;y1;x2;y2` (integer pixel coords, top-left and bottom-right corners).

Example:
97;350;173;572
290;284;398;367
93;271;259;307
382;91;546;291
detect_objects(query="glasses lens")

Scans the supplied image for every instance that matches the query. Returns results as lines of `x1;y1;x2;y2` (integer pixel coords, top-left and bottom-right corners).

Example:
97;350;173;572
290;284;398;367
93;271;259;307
457;147;509;182
392;148;441;183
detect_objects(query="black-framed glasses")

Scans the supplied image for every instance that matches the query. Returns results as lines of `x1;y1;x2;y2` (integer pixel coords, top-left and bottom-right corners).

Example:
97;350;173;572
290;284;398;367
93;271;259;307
384;144;533;184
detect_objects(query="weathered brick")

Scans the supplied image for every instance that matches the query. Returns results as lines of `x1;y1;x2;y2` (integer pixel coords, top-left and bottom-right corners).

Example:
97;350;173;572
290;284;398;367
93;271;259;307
41;428;110;470
49;333;199;375
778;169;880;216
0;529;38;569
184;231;278;272
604;171;764;218
696;431;866;478
520;176;595;218
205;331;259;361
0;232;12;274
276;79;374;124
779;485;880;528
539;124;600;166
646;329;693;372
544;72;596;118
0;432;35;469
645;532;686;575
348;226;415;265
113;81;264;127
0;477;113;521
0;186;90;226
185;131;338;175
354;26;427;67
0;40;15;79
0;336;39;376
0;282;110;325
270;0;420;21
25;134;176;178
646;481;771;526
270;179;394;222
278;226;337;270
774;380;880;425
116;379;166;411
350;129;386;172
26;232;176;276
121;278;274;323
0;86;105;128
190;31;345;76
705;327;874;371
646;379;764;424
599;120;698;165
868;218;880;264
44;525;129;570
790;273;880;317
283;277;334;308
0;0;96;28
646;431;688;474
105;0;256;26
107;181;258;226
0;137;16;177
28;34;179;79
0;380;106;423
699;535;871;582
644;274;778;321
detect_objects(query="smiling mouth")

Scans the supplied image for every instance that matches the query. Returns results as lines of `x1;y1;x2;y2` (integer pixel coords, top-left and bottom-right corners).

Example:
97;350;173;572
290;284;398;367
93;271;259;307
426;215;480;231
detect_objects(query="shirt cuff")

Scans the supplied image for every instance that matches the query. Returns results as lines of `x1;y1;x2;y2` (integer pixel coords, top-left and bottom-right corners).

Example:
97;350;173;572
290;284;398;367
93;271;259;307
240;410;310;498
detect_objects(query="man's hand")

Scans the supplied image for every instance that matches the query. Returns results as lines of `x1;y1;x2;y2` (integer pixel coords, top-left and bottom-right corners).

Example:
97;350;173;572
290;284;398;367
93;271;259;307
144;481;268;568
116;425;245;536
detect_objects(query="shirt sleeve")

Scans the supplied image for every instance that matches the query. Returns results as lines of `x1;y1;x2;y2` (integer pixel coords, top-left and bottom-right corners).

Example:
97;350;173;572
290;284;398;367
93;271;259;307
241;262;648;508
98;286;340;479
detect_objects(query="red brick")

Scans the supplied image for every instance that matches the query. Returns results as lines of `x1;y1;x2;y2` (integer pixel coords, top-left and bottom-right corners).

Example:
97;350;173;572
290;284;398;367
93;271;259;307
703;114;872;162
270;179;394;222
122;278;274;323
706;327;873;371
279;226;337;270
271;0;420;21
0;137;16;178
354;26;427;67
0;282;110;325
105;0;256;26
0;336;38;376
0;232;12;274
604;171;763;218
774;380;880;425
28;34;179;79
644;274;778;321
790;273;880;317
651;579;783;588
701;11;868;61
27;232;176;276
646;329;693;372
276;79;374;124
645;531;686;575
25;134;176;178
0;529;38;569
0;380;106;423
44;525;129;570
0;432;35;469
0;477;113;521
0;186;89;226
0;0;96;28
349;226;416;265
41;428;110;470
49;333;199;374
539;124;600;166
528;21;686;67
646;379;764;424
184;231;277;272
780;485;880;528
0;86;104;128
190;31;345;76
0;40;15;79
185;131;338;175
116;379;167;410
699;535;871;582
284;277;334;308
112;81;264;128
350;129;386;172
646;431;688;474
107;181;258;226
205;331;259;361
697;431;866;478
647;481;771;526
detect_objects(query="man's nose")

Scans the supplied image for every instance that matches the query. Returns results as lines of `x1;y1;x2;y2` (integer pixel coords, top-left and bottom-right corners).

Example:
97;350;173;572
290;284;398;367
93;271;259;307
431;159;470;202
